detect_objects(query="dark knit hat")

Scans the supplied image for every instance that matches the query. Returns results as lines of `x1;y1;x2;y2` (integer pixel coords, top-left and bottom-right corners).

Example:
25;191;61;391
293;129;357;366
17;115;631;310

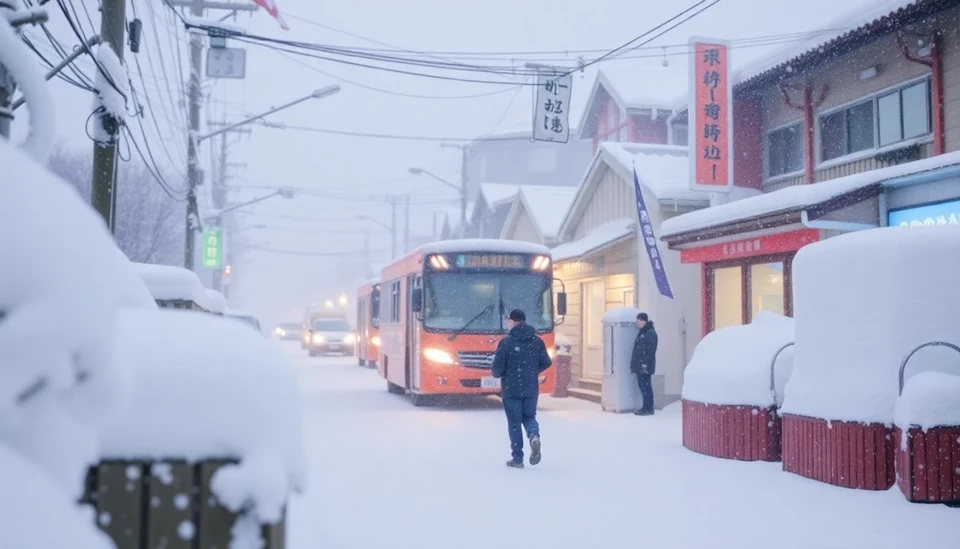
636;312;649;321
509;309;526;322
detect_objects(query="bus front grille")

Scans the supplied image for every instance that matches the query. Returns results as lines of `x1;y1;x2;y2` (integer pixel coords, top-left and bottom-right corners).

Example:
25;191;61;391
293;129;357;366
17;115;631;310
457;351;495;369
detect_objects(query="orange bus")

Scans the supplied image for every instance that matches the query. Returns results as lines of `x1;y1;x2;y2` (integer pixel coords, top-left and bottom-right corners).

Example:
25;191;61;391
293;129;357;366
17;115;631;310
377;240;567;406
355;278;381;367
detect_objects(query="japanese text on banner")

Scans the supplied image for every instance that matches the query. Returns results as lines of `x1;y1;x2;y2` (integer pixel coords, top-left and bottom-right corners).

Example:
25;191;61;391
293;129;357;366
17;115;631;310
202;228;222;269
532;72;572;143
691;39;732;191
633;167;673;299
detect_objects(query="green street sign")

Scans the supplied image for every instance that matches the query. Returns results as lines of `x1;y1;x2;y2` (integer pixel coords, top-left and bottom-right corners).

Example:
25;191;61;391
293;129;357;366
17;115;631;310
202;228;222;269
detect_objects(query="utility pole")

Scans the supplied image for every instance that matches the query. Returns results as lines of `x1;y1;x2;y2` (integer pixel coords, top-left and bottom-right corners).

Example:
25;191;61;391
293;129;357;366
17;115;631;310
389;197;397;260
168;0;257;270
403;194;410;253
209;123;250;291
440;142;470;238
362;228;370;279
89;0;127;230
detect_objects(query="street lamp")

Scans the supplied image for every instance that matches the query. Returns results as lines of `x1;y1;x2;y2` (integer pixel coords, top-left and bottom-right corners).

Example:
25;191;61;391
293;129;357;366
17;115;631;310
205;189;296;224
338;294;348;307
325;300;334;309
409;166;467;239
196;86;341;144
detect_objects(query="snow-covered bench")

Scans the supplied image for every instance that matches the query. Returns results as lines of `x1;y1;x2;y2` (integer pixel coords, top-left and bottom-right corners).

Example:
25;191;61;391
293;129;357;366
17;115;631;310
782;226;960;492
89;308;305;549
133;262;213;311
894;356;960;504
681;312;794;462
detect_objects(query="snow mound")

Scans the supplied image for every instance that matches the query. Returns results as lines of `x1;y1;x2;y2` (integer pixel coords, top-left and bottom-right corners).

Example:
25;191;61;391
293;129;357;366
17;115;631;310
133;262;210;309
783;226;960;424
101;308;305;494
682;312;794;408
0;139;128;547
0;11;54;162
113;248;158;309
0;444;115;549
205;289;226;314
895;372;960;431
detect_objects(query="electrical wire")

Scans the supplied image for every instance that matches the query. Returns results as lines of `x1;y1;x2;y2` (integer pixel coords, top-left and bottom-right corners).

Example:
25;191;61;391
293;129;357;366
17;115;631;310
243;245;389;257
121;124;189;201
54;0;127;100
254;121;532;142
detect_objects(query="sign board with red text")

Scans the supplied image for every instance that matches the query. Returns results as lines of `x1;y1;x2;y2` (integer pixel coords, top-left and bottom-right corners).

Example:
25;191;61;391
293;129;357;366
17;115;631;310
679;229;820;264
689;37;734;193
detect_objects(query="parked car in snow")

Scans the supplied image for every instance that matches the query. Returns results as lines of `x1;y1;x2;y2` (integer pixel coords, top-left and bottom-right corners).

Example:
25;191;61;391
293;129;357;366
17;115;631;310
273;322;304;341
225;310;262;334
306;316;356;357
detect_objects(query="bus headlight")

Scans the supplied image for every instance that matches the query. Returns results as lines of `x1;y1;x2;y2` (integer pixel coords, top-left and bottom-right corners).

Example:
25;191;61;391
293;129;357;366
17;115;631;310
371;335;381;347
422;347;455;365
344;333;357;345
532;255;551;271
312;333;325;344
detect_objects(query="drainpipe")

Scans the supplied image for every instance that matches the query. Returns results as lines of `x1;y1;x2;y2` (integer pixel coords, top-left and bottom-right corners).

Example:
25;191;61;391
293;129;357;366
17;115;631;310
897;31;944;155
779;83;828;184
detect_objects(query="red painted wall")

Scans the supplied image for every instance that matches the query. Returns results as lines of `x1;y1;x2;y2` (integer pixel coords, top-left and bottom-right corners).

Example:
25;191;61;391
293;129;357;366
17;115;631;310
733;96;763;190
631;116;668;144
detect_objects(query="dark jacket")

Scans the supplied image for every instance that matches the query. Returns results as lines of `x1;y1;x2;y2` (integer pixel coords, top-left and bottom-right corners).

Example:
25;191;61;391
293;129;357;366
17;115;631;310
491;323;552;399
630;321;658;375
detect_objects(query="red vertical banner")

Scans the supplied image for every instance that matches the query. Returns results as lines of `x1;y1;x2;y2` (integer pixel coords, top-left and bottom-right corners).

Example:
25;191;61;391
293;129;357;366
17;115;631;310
689;37;733;193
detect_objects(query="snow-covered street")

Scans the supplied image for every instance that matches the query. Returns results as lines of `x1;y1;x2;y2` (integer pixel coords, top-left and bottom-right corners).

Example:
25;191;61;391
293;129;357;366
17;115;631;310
281;343;957;549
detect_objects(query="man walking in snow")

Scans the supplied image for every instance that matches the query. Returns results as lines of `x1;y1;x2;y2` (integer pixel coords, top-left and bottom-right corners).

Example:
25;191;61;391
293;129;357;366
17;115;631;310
491;309;552;468
630;312;658;416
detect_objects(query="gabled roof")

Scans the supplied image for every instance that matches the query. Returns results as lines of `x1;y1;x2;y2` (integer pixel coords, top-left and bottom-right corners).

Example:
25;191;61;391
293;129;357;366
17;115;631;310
556;142;709;242
577;67;688;139
500;185;579;244
478;182;521;211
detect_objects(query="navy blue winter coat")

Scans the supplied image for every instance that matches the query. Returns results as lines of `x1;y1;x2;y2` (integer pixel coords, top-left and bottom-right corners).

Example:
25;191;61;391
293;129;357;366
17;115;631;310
630;321;658;375
491;323;552;399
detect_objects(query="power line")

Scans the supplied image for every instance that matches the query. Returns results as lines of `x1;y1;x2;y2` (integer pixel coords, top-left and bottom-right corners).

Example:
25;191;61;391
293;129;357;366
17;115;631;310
255;121;534;142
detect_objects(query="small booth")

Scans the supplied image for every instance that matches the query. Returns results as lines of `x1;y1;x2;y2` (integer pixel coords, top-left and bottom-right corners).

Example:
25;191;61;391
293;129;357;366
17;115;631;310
133;263;212;312
782;225;960;493
680;312;794;462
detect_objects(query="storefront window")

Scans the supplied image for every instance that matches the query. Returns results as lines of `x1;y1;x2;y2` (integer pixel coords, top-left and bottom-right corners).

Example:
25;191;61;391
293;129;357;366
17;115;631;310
711;266;743;330
750;263;785;316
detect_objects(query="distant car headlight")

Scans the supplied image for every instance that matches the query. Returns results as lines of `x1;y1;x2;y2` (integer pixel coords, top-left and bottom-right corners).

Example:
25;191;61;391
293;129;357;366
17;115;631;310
312;333;325;344
276;328;286;336
422;347;455;365
344;333;356;344
371;335;381;347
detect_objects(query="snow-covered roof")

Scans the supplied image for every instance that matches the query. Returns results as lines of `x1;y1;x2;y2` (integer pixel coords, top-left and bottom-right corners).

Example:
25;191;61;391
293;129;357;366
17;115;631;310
577;67;688;138
557;142;708;242
782;225;960;424
102;308;306;503
479;182;521;209
133;262;211;309
503;185;579;242
660;150;960;239
204;289;226;314
551;218;636;262
418;239;551;256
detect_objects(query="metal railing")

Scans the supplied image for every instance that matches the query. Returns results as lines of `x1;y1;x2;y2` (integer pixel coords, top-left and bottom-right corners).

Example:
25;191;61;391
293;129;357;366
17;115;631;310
898;340;960;396
770;342;795;408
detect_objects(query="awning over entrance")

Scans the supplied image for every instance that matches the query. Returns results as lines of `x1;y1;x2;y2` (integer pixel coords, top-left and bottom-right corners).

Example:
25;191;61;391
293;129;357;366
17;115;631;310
551;218;635;262
660;150;960;247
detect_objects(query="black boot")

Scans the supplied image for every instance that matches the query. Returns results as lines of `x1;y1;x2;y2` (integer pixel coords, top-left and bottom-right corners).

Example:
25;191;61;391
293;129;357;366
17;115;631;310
506;458;524;468
529;435;542;466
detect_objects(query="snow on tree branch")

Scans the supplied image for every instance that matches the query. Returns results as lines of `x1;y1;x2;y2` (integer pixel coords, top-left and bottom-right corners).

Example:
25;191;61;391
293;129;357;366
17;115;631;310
0;12;55;162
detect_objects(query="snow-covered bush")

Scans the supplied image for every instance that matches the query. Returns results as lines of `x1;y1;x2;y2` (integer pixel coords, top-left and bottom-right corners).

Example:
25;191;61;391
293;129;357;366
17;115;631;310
681;312;794;408
133;262;212;310
783;226;960;424
0;138;126;548
101;308;306;549
895;372;960;432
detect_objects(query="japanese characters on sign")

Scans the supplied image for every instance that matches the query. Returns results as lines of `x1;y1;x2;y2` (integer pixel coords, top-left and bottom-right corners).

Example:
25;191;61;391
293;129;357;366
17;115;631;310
633;166;674;299
532;72;573;143
202;228;222;269
887;199;960;227
689;37;733;193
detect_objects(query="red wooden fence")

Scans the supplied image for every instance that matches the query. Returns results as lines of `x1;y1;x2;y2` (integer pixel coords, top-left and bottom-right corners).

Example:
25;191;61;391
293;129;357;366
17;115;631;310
781;414;895;490
682;400;782;461
895;426;960;503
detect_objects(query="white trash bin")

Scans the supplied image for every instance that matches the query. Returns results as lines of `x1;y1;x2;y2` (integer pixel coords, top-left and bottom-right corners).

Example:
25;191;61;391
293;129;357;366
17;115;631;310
601;307;644;413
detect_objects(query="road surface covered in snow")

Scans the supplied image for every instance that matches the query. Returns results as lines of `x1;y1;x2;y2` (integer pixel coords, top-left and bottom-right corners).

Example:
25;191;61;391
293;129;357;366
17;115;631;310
280;344;958;549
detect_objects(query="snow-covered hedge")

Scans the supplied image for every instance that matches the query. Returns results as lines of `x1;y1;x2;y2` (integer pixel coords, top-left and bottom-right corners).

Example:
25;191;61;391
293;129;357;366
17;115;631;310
0;139;127;548
133;262;211;309
205;289;226;314
894;372;960;432
681;312;794;408
783;226;960;424
101;308;305;539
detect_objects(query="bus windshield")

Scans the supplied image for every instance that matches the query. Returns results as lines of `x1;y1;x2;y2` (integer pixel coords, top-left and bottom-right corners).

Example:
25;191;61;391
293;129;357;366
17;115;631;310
423;271;553;333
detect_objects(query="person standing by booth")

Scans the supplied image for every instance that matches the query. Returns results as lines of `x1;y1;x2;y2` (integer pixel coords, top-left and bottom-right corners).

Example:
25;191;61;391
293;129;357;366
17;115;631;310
630;312;658;416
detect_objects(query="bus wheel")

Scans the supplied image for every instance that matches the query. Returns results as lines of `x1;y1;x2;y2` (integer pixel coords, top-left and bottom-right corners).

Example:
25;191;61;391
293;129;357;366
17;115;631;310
387;381;405;395
410;394;429;407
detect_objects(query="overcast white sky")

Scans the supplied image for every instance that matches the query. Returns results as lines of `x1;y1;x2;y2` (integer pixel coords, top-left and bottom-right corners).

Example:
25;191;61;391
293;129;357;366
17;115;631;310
12;0;881;327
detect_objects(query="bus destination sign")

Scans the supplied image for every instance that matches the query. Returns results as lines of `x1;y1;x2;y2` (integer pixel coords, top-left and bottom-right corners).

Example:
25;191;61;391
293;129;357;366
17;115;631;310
456;254;526;269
